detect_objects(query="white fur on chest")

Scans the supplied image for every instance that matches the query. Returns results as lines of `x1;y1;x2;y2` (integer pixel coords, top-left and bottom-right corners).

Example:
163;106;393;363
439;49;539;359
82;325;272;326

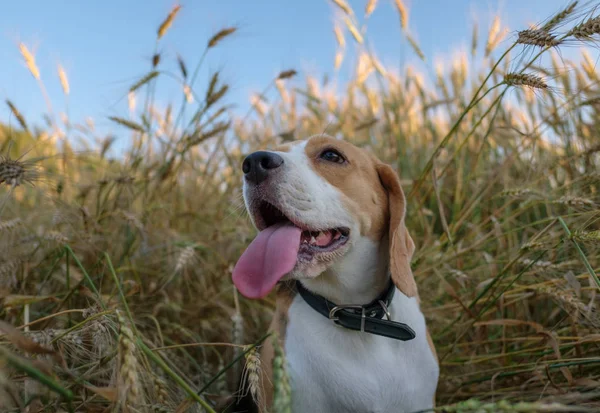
284;291;439;413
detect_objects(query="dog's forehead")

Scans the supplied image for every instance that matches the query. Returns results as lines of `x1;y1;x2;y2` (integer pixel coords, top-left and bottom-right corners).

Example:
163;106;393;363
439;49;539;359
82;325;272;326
274;139;306;153
274;135;374;163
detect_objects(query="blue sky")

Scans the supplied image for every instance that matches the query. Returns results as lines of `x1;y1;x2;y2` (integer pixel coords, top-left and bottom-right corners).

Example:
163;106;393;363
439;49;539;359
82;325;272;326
0;0;572;143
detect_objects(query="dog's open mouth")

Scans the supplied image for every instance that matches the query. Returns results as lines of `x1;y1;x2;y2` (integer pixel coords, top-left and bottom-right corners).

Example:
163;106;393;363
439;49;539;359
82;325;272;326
232;200;350;299
257;201;350;255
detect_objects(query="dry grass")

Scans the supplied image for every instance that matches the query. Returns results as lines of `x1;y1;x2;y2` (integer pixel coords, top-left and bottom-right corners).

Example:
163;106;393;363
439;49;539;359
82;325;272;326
1;1;600;412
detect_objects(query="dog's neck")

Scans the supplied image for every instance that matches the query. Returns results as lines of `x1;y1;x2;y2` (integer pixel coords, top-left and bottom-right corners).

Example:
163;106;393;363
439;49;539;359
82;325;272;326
299;237;390;304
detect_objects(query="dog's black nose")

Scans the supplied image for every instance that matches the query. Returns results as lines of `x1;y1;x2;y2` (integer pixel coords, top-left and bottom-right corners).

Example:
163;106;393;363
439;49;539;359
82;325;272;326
242;151;284;184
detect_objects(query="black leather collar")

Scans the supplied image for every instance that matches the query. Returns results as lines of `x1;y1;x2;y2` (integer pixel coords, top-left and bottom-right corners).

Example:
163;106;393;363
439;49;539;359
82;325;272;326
295;279;416;341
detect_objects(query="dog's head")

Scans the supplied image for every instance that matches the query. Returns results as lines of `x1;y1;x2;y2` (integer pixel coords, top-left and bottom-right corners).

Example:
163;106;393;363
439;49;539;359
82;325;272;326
232;134;416;300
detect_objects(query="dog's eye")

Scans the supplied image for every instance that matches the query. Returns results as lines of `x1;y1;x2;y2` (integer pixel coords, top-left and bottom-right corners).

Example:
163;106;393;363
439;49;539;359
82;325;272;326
320;149;345;164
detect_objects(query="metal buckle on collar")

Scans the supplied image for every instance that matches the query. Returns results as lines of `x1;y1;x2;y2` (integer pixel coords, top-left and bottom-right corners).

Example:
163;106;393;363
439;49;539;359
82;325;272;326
378;300;392;321
328;305;367;332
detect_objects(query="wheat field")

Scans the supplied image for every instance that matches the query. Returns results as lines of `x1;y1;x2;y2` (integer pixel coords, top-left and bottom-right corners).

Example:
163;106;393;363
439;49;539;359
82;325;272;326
1;1;600;412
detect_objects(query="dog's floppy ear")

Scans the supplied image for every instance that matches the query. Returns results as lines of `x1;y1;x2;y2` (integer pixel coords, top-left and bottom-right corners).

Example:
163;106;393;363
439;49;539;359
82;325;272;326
376;163;417;298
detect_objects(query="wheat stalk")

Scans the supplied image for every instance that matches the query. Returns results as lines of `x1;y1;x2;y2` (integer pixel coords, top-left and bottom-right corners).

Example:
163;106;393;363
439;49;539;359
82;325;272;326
157;5;182;39
44;231;69;245
208;27;237;48
393;0;408;30
87;317;113;360
407;33;425;61
441;398;593;412
331;0;353;16
535;285;595;318
500;188;545;198
176;54;188;79
0;259;21;289
241;346;262;408
277;70;297;80
5;100;28;131
271;337;291;413
152;374;169;405
275;79;290;105
517;29;561;47
19;43;40;80
333;25;345;49
520;240;547;251
542;1;578;31
365;0;377;17
580;49;597;80
0;218;22;233
129;71;159;93
572;230;600;243
121;211;144;232
117;310;142;411
504;73;548;89
128;91;136;114
334;50;344;70
0;155;39;187
485;16;502;57
568;15;600;39
471;22;478;56
152;53;161;68
552;195;596;207
343;16;363;44
183;84;193;103
57;65;70;95
175;246;195;273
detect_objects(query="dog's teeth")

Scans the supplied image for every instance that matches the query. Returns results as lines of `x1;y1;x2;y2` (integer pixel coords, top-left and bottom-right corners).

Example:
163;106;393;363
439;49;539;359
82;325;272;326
310;236;317;245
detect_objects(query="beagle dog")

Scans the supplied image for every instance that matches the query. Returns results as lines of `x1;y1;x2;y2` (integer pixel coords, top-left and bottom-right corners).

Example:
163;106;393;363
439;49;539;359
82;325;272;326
231;135;439;413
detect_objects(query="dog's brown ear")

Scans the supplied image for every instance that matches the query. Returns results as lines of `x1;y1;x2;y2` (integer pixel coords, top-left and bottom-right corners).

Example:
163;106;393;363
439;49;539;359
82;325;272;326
376;163;417;298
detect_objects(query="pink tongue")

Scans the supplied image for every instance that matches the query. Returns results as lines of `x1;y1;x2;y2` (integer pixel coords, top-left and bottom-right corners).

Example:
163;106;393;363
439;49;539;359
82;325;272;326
232;222;302;299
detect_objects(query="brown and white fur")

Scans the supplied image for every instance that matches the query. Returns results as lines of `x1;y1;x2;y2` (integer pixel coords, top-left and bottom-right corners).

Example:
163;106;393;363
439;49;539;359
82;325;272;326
232;135;438;413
